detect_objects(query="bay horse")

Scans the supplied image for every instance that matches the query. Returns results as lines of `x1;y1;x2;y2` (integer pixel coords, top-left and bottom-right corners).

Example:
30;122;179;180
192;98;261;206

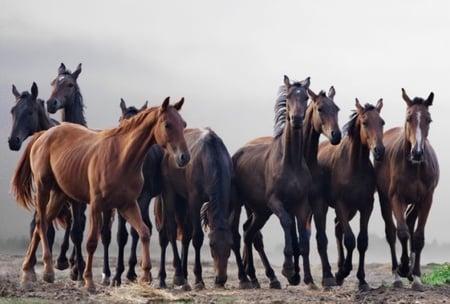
238;86;342;289
375;89;439;291
11;97;190;292
230;75;312;288
8;82;73;273
154;127;234;290
110;98;165;286
317;98;385;291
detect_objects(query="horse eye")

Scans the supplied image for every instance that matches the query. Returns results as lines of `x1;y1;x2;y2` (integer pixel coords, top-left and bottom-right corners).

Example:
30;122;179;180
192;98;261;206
165;123;171;130
362;121;368;127
317;107;323;113
67;83;74;88
406;116;412;123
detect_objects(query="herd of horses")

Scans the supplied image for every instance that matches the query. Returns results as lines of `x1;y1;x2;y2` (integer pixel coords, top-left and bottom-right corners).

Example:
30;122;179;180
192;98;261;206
8;63;439;294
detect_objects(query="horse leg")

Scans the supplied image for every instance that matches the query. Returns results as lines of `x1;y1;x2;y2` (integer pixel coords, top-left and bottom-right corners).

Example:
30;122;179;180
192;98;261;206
119;202;152;284
312;198;336;287
70;201;86;284
112;214;128;286
100;209;112;286
289;214;301;286
154;222;168;289
334;204;355;286
21;227;40;288
83;204;103;292
391;196;410;278
296;204;316;289
356;205;373;292
410;197;432;292
378;192;402;287
55;204;72;271
189;202;205;290
228;197;252;289
180;219;192;290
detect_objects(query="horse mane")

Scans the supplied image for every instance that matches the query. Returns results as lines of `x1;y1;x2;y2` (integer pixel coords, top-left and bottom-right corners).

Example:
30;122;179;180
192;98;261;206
342;103;376;137
411;97;426;105
102;106;158;138
273;82;305;137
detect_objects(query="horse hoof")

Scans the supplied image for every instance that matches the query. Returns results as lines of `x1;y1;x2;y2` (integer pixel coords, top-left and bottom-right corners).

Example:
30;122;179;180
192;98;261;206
359;283;371;292
281;266;296;281
288;273;301;286
412;281;425;292
85;285;97;294
55;258;69;270
43;272;55;283
214;282;226;289
307;282;319;290
182;283;192;291
250;278;261;289
20;281;33;291
111;277;121;287
126;272;137;282
101;277;110;286
151;280;167;289
393;280;404;288
173;275;185;287
398;265;410;278
239;281;253;289
194;281;205;290
322;277;337;287
335;272;345;286
269;279;281;289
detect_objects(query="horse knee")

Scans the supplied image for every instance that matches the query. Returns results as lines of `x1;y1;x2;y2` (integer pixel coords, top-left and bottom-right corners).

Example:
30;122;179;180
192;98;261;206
343;233;356;250
139;226;150;244
397;226;410;241
86;239;98;255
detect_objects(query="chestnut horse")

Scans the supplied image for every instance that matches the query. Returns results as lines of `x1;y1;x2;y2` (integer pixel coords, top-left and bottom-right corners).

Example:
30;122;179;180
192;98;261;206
11;97;190;292
8;82;74;272
318;99;385;291
239;86;342;288
110;99;165;286
154;127;234;290
375;89;439;291
230;75;312;288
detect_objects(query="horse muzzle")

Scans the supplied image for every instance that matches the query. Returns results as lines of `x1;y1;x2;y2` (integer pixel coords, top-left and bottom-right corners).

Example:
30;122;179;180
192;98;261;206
372;145;385;161
175;151;191;167
330;130;342;145
410;148;425;163
8;137;22;151
46;99;60;113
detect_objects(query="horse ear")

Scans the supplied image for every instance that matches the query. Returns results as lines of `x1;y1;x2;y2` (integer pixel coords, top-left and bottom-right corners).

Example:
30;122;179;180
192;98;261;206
401;88;412;106
355;98;363;113
160;96;170;113
307;88;318;101
328;86;336;99
58;63;66;75
173;97;185;111
72;63;82;80
31;82;38;100
375;98;383;112
120;98;127;113
12;84;20;98
284;75;291;88
425;92;434;106
300;77;311;89
141;101;148;111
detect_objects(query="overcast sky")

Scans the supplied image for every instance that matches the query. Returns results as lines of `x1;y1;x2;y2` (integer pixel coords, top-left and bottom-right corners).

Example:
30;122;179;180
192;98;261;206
1;1;449;261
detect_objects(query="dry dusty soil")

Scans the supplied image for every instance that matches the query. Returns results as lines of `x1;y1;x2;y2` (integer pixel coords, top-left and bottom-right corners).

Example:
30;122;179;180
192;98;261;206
0;253;449;303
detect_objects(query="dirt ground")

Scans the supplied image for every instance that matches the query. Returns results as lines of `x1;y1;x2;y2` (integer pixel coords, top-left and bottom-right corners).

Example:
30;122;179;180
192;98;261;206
0;253;449;304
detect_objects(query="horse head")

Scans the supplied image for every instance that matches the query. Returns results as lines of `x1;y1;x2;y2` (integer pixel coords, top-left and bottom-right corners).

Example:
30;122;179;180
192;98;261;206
402;88;434;163
47;63;82;114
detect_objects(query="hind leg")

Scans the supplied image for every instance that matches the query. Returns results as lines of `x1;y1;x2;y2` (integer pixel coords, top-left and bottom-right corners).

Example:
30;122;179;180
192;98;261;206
100;209;112;285
112;214;128;286
334;204;356;286
55;203;72;271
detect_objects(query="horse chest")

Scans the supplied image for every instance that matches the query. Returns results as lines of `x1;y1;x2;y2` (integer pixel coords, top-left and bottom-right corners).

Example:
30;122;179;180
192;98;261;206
273;168;311;200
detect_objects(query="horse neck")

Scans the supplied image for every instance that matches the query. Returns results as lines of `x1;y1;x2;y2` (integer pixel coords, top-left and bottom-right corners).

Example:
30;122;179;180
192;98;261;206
118;112;159;170
37;103;55;130
348;130;370;167
278;122;304;169
302;108;320;166
62;90;87;126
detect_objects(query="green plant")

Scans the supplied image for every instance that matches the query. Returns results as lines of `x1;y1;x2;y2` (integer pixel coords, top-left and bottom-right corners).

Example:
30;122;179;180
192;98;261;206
422;263;450;286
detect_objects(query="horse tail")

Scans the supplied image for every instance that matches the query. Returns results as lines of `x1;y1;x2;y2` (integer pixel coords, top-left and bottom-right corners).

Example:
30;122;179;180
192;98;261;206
11;132;43;211
200;202;210;232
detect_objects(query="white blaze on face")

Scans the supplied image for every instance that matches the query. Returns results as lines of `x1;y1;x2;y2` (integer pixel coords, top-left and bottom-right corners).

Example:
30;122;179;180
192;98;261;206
415;111;423;153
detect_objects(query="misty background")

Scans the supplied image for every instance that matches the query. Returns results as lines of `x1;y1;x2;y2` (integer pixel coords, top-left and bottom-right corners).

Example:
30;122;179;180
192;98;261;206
0;1;449;265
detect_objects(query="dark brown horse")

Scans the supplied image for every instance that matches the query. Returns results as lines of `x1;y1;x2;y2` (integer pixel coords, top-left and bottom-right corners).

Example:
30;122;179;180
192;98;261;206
375;89;439;291
7;82;74;271
11;97;190;292
318;98;385;291
154;127;233;290
230;75;312;288
110;98;164;286
240;86;342;288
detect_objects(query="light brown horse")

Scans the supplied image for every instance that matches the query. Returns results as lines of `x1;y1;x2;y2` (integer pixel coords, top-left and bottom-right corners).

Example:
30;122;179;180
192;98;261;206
11;97;190;292
318;98;385;291
231;75;312;288
375;89;439;291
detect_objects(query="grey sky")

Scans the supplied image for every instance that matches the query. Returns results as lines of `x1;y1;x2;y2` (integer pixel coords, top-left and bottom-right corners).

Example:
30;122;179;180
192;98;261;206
1;1;449;260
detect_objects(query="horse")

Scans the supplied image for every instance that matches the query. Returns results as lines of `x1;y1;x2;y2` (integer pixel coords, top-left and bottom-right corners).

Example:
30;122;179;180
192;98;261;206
317;98;385;291
154;127;234;290
109;98;165;286
375;89;439;291
11;97;190;292
230;75;312;289
239;86;342;288
7;82;74;271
